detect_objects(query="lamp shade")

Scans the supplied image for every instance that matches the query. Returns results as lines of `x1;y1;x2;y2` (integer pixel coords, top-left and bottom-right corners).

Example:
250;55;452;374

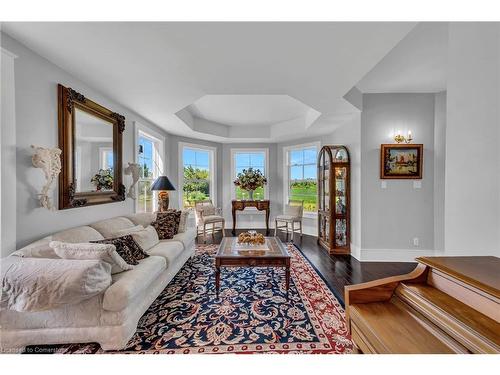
150;176;176;191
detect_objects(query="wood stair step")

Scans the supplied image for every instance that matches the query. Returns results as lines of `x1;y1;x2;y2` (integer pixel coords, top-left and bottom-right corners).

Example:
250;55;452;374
396;282;500;353
349;299;466;353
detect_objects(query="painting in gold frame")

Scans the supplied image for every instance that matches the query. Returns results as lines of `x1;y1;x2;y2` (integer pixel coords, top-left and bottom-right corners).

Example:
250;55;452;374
380;144;423;179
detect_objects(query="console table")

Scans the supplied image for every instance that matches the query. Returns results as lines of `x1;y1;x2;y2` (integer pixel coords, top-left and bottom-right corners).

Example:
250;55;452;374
231;200;270;235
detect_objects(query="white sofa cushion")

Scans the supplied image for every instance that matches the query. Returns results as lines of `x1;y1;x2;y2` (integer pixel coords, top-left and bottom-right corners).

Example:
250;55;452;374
12;226;106;259
162;227;196;251
50;241;133;274
0;293;103;329
125;213;156;227
90;217;135;239
52;226;105;243
113;225;144;237
1;257;112;312
102;256;166;312
132;226;159;251
147;241;184;267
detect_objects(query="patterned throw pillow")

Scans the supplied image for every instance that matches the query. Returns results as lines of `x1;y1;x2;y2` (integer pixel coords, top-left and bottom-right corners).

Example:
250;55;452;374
177;210;190;233
151;210;181;240
91;235;149;265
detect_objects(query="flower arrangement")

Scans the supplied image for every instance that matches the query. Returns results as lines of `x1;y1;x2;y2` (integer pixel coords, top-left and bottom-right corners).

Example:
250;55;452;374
237;231;265;245
91;169;114;191
233;168;267;196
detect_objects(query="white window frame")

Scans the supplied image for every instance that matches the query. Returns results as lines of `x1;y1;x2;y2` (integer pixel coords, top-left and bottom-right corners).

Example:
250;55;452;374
231;148;269;212
75;146;83;192
134;122;165;213
178;142;217;209
283;141;320;218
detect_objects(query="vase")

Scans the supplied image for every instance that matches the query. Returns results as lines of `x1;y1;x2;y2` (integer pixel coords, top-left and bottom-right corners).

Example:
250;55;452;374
248;190;254;200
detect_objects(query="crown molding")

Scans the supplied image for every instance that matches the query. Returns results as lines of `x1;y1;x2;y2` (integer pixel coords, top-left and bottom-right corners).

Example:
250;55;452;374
1;47;18;59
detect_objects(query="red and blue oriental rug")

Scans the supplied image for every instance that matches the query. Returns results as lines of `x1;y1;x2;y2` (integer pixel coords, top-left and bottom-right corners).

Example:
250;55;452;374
44;243;354;354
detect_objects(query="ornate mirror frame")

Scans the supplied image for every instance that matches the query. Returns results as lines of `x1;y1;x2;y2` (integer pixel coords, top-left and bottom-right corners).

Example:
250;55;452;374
58;84;126;209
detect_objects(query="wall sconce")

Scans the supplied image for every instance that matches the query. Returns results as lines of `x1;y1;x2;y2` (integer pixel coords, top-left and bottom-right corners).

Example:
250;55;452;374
394;130;413;144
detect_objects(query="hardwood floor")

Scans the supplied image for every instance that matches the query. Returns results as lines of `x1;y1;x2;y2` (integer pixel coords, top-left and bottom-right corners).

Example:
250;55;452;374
197;228;417;306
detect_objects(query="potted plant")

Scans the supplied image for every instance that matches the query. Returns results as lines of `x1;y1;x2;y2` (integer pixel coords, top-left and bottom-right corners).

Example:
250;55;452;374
91;169;114;191
233;167;267;200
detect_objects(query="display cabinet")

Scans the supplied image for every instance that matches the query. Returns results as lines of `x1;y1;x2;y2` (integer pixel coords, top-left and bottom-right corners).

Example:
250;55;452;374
317;145;350;254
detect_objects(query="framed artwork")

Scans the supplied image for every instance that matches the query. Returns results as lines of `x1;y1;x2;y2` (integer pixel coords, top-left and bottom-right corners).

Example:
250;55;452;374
380;144;423;179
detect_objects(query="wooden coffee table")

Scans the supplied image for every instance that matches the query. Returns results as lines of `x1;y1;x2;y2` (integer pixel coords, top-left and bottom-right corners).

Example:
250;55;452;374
215;236;291;298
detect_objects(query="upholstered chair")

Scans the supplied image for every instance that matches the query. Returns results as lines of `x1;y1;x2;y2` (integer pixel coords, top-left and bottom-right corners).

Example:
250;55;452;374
274;200;304;240
194;200;225;242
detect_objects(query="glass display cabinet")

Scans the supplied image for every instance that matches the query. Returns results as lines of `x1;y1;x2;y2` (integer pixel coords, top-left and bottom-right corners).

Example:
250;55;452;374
317;145;350;254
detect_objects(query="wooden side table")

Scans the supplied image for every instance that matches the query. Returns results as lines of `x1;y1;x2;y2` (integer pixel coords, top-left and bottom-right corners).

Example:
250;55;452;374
231;200;270;235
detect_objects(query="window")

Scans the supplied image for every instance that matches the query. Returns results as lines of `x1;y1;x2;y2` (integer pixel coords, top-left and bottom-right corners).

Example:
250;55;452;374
180;143;215;208
285;143;318;213
136;130;164;213
232;149;268;200
99;147;113;170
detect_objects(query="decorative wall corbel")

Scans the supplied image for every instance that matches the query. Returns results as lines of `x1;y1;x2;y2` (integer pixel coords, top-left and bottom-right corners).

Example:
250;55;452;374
31;145;62;210
124;162;141;200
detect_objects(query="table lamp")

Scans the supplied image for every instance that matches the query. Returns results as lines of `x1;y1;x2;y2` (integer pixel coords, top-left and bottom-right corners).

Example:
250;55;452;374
151;176;176;212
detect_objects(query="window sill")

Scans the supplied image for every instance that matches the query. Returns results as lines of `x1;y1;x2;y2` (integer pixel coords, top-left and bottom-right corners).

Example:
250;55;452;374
303;212;318;219
236;208;265;215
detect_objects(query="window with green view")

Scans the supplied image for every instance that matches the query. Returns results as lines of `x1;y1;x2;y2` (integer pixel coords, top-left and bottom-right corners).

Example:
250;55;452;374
137;135;156;213
233;151;266;200
287;146;318;212
182;146;212;208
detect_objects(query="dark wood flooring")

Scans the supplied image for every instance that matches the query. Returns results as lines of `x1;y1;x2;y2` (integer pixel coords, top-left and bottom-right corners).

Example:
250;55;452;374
197;229;417;305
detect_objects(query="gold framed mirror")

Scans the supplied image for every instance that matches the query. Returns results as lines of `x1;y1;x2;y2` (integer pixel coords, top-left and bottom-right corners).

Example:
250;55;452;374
58;84;125;209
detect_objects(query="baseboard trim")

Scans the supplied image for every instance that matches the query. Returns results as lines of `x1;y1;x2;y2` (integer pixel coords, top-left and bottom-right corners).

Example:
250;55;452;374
350;244;362;261
360;248;441;262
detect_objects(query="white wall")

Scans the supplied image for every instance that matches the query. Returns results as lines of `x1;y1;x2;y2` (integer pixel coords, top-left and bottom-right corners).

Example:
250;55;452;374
361;93;436;261
322;115;362;259
444;23;500;256
1;47;17;257
434;91;446;252
1;33;170;250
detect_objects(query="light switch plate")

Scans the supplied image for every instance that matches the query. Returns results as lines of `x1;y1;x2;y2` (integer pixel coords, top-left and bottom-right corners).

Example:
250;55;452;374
381;181;387;189
413;181;422;189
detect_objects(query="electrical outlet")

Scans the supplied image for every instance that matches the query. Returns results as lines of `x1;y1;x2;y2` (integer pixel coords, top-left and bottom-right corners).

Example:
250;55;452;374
413;237;420;247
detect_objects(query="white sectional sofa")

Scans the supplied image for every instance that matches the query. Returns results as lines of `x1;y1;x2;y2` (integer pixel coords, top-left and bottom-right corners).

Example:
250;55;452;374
0;213;196;351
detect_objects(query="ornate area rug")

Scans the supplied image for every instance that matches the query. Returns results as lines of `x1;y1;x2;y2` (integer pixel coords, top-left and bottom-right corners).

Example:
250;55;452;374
48;243;353;354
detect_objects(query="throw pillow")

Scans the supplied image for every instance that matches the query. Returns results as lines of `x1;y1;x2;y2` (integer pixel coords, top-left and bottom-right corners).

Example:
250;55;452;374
151;209;181;239
91;235;149;265
1;257;112;312
178;210;190;233
11;238;58;259
49;240;133;274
